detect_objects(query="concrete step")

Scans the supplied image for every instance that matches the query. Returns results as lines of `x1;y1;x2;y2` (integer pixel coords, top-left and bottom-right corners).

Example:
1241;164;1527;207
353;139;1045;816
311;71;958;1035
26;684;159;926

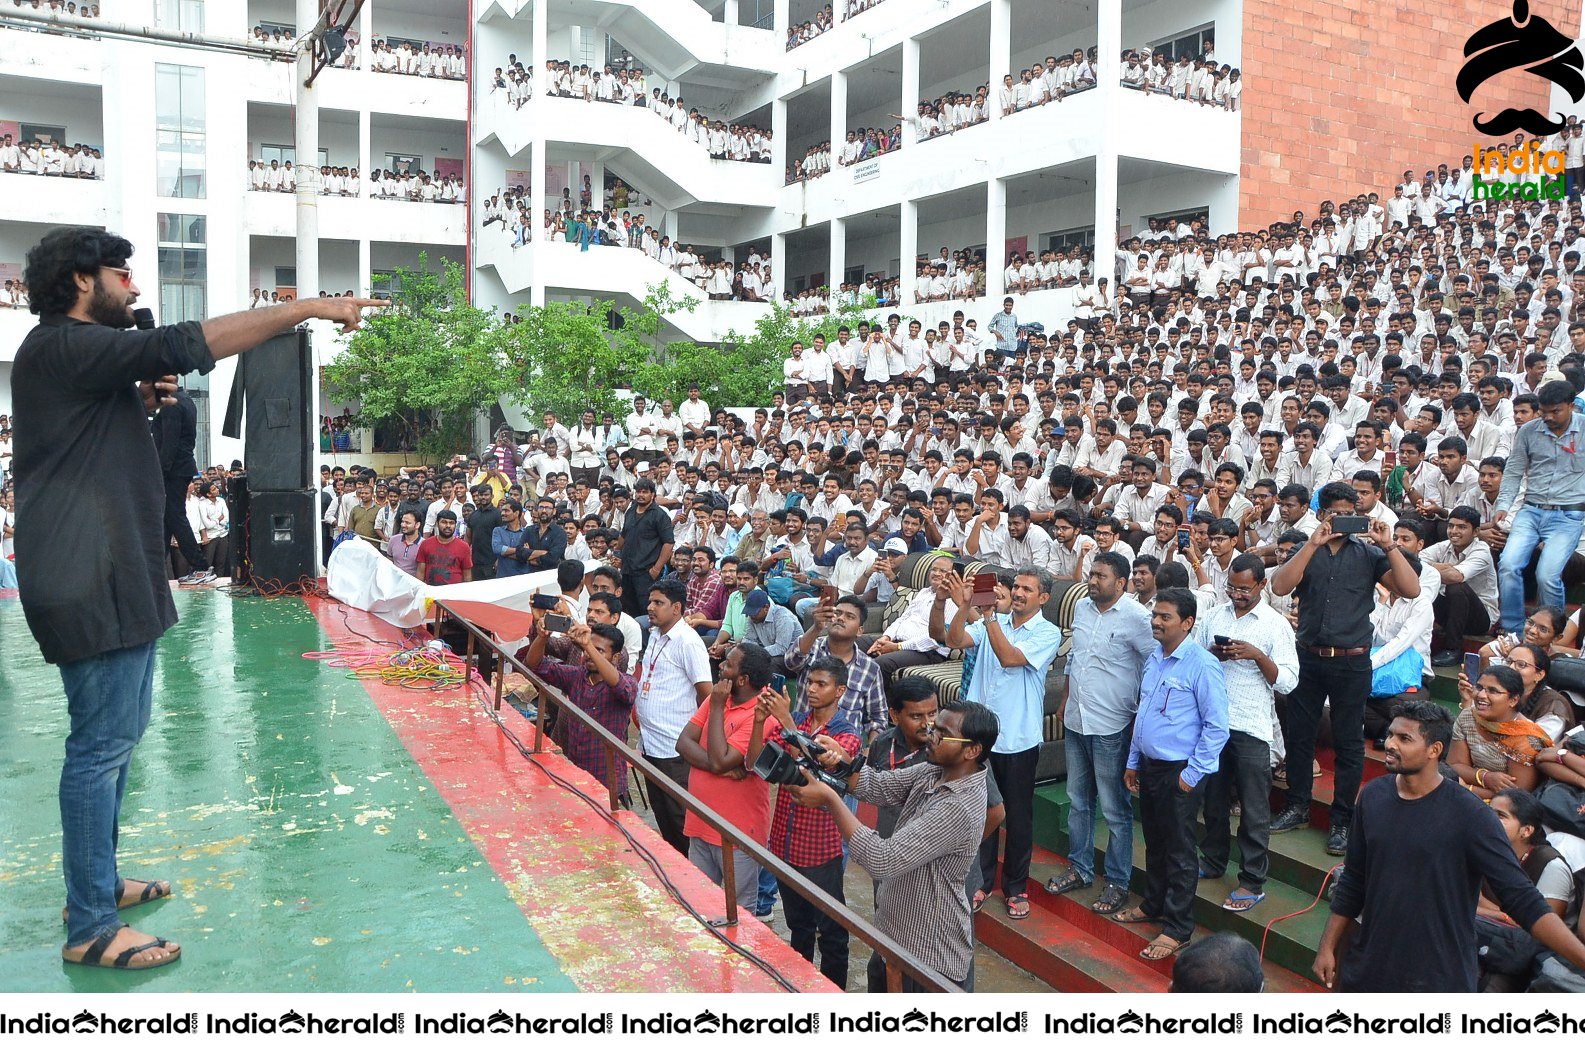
1033;786;1335;976
976;898;1170;993
1020;846;1323;992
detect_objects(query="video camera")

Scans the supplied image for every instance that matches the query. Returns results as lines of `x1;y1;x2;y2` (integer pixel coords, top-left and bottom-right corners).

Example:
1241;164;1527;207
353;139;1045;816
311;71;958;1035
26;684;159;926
751;728;862;796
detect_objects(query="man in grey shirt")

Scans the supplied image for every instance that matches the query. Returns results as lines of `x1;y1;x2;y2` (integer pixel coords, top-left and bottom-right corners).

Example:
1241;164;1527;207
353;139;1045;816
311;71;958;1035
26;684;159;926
1493;379;1585;631
986;296;1019;361
1045;551;1156;914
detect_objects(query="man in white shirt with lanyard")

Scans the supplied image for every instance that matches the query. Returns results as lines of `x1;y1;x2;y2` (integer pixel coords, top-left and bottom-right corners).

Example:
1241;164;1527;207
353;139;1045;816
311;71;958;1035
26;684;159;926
635;576;712;856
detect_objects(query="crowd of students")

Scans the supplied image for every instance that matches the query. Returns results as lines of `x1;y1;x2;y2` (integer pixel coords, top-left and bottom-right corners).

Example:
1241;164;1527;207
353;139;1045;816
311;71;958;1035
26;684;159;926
244;158;465;203
0;135;104;179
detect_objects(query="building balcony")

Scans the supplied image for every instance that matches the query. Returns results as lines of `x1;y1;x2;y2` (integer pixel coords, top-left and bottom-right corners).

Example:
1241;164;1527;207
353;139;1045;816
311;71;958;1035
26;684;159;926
477;235;770;342
241;190;467;244
790;87;1239;227
0;172;109;229
480;0;779;78
477;95;780;210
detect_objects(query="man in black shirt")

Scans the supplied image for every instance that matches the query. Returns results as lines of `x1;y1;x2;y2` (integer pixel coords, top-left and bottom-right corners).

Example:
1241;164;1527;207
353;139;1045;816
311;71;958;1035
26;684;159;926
466;484;502;581
151;385;210;584
521;495;568;573
12;226;381;971
1268;481;1420;856
617;478;674;617
1316;699;1585;992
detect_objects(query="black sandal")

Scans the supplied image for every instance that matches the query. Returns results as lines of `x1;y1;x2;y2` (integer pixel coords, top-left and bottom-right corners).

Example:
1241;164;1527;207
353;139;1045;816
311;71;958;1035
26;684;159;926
62;878;172;924
63;928;181;971
1044;870;1092;895
1091;883;1129;914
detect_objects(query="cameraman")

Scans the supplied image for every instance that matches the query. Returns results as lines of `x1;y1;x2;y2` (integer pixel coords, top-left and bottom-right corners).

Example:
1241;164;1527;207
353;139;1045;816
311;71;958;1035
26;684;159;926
746;657;861;989
783;699;999;992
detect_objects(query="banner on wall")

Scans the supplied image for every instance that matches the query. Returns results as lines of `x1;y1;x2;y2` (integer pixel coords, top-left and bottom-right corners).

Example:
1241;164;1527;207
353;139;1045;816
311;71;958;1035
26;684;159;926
501;165;569;198
1004;235;1028;262
433;157;464;179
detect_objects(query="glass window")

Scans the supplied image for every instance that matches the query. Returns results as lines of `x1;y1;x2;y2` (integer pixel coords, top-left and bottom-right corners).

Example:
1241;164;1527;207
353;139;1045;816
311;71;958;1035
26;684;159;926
1150;24;1215;63
260;144;328;167
154;0;204;33
158;211;210;463
1044;227;1095;253
155;64;206;198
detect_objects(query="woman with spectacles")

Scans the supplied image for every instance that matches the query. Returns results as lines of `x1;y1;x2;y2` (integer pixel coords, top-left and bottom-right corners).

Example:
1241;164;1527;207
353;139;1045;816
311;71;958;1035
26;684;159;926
1449;666;1553;801
1478;606;1568;670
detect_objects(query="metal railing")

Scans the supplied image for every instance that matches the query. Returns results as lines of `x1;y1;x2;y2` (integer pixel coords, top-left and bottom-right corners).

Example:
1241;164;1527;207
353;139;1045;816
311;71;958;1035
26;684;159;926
432;598;960;994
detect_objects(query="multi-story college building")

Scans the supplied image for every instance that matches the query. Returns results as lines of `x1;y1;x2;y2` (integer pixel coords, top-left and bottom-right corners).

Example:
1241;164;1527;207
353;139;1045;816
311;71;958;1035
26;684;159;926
0;0;1570;465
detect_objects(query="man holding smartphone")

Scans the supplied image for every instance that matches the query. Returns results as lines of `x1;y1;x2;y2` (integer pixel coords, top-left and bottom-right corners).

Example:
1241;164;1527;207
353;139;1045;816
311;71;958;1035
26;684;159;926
1269;482;1421;856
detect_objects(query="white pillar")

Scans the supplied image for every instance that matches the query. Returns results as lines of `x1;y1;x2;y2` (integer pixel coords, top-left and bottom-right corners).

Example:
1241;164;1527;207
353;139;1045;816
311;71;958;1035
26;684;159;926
296;0;323;566
900;36;920;149
773;0;789;34
771;96;787;180
899;198;917;308
1094;0;1121;291
829;217;846;305
357;109;371;196
725;0;739;26
830;69;847;166
987;0;1010;124
770;233;786;305
591;160;605;210
529;0;548;306
358;239;371;298
985;177;1006;300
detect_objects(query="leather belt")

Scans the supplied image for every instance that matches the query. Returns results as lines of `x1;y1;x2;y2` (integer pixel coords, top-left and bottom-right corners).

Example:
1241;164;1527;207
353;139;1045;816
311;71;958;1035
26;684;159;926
1304;644;1368;658
1525;501;1585;513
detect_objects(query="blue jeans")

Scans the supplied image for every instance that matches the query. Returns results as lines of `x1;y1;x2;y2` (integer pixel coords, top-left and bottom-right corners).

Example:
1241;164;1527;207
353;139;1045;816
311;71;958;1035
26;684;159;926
1498;505;1585;632
1064;726;1134;887
59;641;159;947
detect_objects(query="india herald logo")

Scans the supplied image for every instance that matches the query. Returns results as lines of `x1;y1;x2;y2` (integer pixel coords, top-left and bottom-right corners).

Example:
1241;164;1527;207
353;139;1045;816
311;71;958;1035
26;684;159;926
1459;0;1584;135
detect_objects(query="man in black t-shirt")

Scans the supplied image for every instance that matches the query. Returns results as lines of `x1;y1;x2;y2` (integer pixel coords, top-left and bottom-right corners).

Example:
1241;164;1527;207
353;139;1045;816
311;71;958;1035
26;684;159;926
618;478;674;617
1316;700;1585;992
12;225;382;972
466;485;502;581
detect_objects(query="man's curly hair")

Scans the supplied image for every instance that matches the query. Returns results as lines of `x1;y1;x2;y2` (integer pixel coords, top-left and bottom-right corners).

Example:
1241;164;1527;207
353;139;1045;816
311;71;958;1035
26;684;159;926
23;227;134;317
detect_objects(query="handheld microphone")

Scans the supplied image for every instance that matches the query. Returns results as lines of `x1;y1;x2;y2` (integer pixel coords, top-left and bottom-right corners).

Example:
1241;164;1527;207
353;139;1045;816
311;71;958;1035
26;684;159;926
133;308;156;330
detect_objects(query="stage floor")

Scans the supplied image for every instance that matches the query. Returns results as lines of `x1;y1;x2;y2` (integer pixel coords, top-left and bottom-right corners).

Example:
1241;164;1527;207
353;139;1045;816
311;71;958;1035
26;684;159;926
0;590;826;993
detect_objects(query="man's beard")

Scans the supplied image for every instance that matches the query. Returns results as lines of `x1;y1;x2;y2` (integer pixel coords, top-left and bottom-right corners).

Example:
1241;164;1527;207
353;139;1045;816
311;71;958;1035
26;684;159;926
87;278;134;328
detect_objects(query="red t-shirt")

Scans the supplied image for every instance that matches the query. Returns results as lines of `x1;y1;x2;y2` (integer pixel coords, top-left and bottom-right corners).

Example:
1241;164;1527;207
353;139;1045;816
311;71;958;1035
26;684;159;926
416;535;473;586
683;699;771;848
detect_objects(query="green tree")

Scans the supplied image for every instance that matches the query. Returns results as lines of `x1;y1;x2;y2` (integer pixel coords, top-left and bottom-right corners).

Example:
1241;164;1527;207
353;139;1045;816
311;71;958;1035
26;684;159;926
497;299;652;421
324;256;511;459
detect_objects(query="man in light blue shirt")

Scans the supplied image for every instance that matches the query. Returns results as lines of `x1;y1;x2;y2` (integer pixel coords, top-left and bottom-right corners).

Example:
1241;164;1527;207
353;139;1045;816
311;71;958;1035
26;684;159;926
932;565;1062;918
1045;551;1155;915
1116;587;1229;962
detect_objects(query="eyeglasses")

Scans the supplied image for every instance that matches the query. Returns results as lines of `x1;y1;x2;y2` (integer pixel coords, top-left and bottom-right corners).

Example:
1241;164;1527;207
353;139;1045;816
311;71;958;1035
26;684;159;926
924;724;972;744
103;265;133;287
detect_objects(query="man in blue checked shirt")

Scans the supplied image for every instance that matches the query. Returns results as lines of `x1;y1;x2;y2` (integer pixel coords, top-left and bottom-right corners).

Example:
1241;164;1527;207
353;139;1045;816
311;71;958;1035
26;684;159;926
1115;587;1229;963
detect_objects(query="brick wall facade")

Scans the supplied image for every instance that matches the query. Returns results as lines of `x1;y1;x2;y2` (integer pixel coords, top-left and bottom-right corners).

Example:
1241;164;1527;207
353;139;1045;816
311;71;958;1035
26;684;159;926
1237;0;1579;227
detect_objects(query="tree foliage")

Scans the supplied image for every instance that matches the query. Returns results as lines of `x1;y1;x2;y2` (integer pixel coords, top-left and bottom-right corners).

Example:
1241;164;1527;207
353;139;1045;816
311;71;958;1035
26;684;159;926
324;256;511;458
496;299;650;421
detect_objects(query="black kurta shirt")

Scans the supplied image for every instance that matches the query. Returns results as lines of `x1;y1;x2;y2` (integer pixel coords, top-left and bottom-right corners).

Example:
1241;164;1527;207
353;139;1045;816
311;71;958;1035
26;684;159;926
1289;535;1391;650
12;315;214;664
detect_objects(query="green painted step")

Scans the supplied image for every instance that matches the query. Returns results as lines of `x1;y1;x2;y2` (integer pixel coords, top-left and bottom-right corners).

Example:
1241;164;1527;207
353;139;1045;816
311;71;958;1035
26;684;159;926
1036;782;1346;899
1032;787;1332;976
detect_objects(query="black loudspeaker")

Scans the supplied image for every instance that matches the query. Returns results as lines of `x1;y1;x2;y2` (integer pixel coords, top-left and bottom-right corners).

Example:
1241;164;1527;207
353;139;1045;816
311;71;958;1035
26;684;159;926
247;488;318;587
241;329;313;491
227;475;252;584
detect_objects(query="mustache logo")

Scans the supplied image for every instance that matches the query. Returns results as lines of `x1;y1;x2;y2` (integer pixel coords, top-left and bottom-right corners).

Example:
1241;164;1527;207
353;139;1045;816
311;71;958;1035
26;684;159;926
1459;0;1584;136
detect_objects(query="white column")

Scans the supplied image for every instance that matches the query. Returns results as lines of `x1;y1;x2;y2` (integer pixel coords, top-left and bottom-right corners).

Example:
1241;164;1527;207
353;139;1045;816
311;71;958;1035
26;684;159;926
591;160;605;210
358;239;371;298
770;233;786;304
829;217;846;305
987;0;1010;123
771;96;787;181
773;0;789;35
529;0;548;306
1094;0;1121;291
900;36;920;149
985;177;1006;301
358;109;371;196
899;198;917;308
830;69;847;163
725;0;739;27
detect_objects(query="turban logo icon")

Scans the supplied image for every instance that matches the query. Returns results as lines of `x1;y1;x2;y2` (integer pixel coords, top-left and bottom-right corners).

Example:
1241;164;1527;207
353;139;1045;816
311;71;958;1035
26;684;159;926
1458;0;1584;136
